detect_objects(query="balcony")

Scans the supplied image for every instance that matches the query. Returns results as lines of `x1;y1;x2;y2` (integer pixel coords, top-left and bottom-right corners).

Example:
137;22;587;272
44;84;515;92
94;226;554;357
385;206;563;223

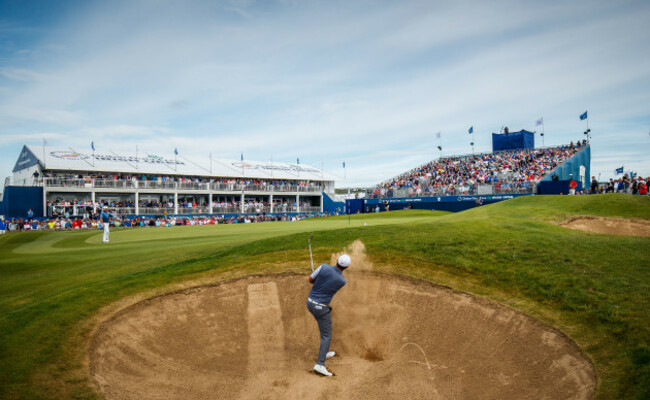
42;178;323;193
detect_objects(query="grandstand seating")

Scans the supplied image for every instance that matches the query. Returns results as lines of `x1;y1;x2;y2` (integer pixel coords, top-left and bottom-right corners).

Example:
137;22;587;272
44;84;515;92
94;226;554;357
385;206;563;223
370;142;586;198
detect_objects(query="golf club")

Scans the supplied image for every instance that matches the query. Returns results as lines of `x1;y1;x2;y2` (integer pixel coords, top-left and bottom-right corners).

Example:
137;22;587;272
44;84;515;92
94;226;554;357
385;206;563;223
308;235;314;272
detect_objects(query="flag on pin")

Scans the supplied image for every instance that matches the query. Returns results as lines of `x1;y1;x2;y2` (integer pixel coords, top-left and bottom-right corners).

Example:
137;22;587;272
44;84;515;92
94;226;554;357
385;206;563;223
436;132;441;139
91;141;95;151
174;148;178;155
342;162;345;168
580;111;588;120
468;126;473;134
535;117;543;126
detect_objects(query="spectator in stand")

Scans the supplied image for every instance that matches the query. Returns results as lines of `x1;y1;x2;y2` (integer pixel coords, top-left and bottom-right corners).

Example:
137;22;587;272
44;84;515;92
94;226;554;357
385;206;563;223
590;176;598;194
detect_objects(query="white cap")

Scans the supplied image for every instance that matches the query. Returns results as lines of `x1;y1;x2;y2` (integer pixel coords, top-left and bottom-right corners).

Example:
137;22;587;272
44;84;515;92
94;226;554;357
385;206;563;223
103;206;108;210
337;254;351;268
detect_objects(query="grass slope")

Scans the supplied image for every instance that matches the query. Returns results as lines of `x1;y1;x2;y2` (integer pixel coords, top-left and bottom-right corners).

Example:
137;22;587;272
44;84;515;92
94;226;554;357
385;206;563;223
0;194;648;399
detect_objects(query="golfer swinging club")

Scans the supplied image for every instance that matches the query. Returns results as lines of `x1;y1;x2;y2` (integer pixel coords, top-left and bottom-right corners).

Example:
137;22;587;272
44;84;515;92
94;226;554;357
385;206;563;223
307;254;351;376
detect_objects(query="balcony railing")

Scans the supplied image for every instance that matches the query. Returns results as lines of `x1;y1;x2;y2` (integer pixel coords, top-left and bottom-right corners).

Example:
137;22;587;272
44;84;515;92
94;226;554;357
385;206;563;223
42;178;323;193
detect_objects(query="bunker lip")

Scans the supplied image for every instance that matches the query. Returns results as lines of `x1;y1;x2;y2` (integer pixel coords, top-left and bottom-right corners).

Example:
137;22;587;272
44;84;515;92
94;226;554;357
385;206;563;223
560;216;650;237
89;271;597;400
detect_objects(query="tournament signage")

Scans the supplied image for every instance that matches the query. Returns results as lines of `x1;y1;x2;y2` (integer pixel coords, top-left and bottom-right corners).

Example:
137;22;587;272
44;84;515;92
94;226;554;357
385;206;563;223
231;162;319;173
50;151;185;165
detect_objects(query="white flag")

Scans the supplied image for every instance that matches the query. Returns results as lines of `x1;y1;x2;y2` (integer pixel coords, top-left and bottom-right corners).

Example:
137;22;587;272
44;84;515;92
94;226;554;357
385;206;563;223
535;117;543;126
436;132;441;139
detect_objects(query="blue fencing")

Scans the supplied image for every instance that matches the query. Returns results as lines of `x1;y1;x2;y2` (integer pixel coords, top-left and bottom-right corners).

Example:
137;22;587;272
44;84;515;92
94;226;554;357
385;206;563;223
537;180;583;195
347;193;533;214
1;186;44;219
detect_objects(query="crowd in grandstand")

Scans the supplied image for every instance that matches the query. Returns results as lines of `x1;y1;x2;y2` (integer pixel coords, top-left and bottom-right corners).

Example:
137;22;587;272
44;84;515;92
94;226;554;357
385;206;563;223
371;141;587;197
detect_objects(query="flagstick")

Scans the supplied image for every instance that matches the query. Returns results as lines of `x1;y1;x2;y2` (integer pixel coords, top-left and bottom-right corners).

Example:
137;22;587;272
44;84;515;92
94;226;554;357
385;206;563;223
542;121;545;147
136;145;138;170
209;152;212;173
42;139;46;169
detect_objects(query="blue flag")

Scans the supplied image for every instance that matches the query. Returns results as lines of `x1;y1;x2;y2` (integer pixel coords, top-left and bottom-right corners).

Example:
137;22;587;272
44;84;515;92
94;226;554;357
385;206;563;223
296;158;300;164
615;166;624;175
580;111;588;120
342;161;346;168
91;141;95;151
174;148;178;155
241;153;243;161
468;126;473;134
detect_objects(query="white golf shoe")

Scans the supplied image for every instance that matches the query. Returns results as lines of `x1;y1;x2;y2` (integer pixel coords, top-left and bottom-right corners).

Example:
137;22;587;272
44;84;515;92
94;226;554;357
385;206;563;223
326;351;336;359
313;364;333;377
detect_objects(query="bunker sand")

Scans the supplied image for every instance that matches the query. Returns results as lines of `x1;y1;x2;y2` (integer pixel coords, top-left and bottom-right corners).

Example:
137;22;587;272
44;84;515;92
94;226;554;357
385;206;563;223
561;216;650;237
91;243;595;399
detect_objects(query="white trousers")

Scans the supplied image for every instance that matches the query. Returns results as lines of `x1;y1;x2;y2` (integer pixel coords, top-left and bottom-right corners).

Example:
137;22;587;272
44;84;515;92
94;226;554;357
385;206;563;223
103;223;110;243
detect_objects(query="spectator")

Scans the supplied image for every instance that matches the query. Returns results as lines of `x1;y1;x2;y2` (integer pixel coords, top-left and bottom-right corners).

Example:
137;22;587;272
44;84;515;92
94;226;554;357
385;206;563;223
590;176;598;194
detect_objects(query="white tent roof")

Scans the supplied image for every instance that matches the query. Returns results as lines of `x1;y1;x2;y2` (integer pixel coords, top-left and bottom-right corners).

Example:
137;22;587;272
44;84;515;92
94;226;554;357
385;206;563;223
22;145;337;182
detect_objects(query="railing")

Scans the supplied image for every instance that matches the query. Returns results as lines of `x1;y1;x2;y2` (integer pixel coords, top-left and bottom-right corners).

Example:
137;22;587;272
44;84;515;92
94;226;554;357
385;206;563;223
42;178;323;193
139;180;177;190
366;182;536;199
137;207;175;215
301;206;322;213
112;207;136;216
243;205;270;213
271;206;298;213
177;206;210;214
211;206;241;214
93;179;137;189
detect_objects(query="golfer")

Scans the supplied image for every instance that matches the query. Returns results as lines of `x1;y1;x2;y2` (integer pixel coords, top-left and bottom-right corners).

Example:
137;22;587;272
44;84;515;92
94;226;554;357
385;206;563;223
307;254;351;376
100;206;112;243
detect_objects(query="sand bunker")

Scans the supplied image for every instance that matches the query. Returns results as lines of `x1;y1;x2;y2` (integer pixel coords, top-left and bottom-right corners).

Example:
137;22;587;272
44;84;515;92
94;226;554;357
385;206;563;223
562;217;650;237
90;273;595;399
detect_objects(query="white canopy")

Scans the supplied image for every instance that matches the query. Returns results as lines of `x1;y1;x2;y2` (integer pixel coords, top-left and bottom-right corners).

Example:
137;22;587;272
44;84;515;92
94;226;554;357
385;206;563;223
21;145;337;182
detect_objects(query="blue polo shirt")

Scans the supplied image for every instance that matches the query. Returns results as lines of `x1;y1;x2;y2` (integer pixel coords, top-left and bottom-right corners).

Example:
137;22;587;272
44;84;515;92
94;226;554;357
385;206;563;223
100;211;110;223
309;264;347;305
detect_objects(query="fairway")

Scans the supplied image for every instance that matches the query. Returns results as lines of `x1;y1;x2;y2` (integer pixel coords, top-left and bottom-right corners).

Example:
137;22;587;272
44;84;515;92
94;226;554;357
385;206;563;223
1;195;649;399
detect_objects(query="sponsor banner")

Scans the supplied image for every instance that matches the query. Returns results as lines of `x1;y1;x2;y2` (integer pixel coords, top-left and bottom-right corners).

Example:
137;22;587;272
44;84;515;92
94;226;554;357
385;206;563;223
231;162;319;173
364;193;533;205
50;151;185;165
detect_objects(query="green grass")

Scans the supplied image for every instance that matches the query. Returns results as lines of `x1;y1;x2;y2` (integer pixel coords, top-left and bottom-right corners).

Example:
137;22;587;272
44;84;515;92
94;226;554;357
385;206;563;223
1;194;649;399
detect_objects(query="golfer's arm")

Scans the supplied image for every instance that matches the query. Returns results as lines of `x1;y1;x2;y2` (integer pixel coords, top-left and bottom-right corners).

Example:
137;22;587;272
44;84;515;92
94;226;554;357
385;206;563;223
309;265;322;284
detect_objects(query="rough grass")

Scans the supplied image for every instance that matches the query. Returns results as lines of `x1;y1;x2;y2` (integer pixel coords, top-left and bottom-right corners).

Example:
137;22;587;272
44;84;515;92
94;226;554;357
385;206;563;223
0;194;649;399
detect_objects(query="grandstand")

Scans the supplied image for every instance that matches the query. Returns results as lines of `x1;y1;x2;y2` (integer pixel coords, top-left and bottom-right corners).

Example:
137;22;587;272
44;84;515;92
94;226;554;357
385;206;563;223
3;145;338;218
349;132;591;213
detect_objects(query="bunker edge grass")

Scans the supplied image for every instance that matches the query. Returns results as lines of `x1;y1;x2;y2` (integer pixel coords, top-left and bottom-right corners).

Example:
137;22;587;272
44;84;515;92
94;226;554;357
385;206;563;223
0;194;648;399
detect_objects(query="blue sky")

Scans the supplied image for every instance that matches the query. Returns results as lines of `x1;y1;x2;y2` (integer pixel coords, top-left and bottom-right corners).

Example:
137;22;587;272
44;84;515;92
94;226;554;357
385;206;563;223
1;0;649;187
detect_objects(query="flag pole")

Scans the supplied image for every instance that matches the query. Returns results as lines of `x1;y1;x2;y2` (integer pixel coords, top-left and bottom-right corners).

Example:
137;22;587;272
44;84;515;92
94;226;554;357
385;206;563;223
136;145;138;170
209;152;212;173
542;120;545;147
42;138;46;169
472;127;475;155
